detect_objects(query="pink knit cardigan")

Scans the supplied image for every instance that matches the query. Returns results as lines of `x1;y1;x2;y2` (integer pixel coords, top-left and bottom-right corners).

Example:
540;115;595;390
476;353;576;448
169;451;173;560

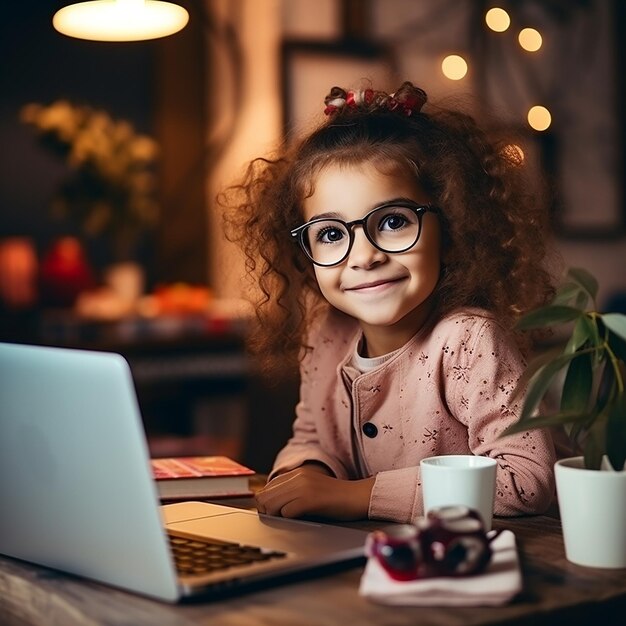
270;308;556;523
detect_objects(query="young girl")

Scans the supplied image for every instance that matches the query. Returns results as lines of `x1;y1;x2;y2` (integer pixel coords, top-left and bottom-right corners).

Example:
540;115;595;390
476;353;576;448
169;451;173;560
223;81;557;524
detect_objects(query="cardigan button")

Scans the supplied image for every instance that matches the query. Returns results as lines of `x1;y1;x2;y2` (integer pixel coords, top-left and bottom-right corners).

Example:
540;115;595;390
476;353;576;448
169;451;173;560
362;422;378;438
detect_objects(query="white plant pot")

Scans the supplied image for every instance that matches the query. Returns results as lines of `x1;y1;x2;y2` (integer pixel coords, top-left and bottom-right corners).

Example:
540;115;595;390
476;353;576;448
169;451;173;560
555;456;626;569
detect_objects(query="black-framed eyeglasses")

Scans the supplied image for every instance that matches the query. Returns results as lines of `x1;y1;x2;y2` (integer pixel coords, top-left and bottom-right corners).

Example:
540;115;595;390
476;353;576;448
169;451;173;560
290;200;438;267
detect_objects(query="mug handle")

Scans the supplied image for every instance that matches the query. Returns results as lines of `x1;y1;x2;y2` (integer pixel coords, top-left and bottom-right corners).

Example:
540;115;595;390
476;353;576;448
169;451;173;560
487;528;504;544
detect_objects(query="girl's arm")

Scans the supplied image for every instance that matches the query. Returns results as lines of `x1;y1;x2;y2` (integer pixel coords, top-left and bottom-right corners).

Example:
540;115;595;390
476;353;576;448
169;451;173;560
267;314;357;483
447;319;557;516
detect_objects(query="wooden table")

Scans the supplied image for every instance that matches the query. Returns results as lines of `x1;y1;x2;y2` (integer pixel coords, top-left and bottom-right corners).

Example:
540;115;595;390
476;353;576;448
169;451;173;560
0;506;625;626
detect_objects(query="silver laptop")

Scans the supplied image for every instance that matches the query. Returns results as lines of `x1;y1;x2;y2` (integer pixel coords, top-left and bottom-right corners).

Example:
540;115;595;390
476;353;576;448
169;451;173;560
0;342;367;602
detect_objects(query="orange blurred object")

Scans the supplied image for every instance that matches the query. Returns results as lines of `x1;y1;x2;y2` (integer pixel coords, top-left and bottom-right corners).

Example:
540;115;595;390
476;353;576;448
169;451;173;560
148;283;213;315
0;237;38;310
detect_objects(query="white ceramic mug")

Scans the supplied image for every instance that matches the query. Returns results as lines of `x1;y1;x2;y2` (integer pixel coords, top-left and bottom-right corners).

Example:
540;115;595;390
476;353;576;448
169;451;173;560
420;455;497;530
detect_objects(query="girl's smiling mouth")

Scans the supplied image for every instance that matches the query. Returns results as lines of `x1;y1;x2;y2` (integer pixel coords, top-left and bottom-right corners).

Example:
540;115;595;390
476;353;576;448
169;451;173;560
343;276;408;292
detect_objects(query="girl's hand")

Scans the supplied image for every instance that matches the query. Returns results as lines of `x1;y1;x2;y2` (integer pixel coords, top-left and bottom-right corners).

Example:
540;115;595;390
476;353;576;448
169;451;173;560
255;465;375;521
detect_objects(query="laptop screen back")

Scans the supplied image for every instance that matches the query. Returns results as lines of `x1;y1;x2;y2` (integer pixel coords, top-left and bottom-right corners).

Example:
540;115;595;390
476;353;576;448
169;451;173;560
0;342;180;601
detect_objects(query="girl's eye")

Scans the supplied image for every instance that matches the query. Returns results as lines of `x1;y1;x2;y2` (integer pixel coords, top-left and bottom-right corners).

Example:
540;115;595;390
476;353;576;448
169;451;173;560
315;225;345;244
379;213;408;231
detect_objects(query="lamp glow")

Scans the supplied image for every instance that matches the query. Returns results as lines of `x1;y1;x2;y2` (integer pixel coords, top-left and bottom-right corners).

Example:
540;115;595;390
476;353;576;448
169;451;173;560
518;28;542;52
485;7;510;32
441;55;468;80
53;0;189;42
501;143;525;166
527;106;551;131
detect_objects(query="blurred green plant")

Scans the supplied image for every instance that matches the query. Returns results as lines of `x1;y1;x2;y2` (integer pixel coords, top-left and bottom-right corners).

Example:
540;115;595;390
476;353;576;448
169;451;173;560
504;267;626;471
20;99;160;259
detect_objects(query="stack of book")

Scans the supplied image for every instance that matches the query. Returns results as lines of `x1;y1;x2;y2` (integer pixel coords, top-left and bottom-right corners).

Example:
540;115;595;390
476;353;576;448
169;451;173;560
151;455;255;501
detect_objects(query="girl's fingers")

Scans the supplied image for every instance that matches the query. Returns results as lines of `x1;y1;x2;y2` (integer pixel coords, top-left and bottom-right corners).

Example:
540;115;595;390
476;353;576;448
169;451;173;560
254;495;266;514
280;499;307;519
256;486;295;516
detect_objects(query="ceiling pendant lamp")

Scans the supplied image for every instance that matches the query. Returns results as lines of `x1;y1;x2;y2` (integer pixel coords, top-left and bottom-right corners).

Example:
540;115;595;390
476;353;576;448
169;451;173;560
52;0;189;42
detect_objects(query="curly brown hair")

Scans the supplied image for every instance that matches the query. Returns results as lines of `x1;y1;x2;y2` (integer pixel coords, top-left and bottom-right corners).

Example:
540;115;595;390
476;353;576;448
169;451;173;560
221;83;557;374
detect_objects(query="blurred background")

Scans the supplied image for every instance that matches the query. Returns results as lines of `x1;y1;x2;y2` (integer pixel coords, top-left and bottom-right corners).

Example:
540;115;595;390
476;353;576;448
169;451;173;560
0;0;624;472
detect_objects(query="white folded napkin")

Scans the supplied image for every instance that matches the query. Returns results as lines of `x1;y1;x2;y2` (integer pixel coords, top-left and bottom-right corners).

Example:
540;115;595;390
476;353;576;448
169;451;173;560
359;529;521;606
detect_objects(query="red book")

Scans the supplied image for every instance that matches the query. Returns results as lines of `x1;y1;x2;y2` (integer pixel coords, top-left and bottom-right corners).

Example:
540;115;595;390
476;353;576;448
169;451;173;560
151;456;254;501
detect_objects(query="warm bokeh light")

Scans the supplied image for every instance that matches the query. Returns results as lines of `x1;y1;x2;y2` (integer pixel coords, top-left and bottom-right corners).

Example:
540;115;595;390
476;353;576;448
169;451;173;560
519;28;542;52
53;0;189;42
527;106;552;131
501;143;525;166
441;55;468;80
485;7;511;32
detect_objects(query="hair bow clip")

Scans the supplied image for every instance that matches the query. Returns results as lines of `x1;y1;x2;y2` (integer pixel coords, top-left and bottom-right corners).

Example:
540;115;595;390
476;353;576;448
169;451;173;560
390;81;428;116
324;86;347;116
323;82;427;117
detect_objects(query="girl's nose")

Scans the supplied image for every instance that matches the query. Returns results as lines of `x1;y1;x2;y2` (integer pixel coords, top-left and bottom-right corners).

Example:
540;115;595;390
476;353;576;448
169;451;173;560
347;228;386;269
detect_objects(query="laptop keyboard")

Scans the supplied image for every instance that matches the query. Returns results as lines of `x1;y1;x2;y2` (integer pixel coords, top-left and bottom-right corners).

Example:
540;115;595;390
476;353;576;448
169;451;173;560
167;531;287;576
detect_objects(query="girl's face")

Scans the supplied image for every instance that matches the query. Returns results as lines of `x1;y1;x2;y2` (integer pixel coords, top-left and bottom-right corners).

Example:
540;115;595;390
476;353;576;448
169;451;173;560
302;162;441;357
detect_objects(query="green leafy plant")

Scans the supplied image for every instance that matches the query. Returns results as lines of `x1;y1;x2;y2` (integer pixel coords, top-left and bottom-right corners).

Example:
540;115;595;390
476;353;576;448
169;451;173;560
504;268;626;471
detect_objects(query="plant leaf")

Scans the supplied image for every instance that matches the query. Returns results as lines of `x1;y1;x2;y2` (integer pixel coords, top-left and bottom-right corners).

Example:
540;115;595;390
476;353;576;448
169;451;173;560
552;282;584;306
566;409;599;451
520;350;591;420
564;315;594;354
560;352;592;413
583;413;607;470
574;290;590;311
608;330;626;364
510;346;564;402
603;313;626;343
588;314;602;348
606;393;626;471
515;305;582;331
568;419;587;448
567;267;599;303
597;361;616;415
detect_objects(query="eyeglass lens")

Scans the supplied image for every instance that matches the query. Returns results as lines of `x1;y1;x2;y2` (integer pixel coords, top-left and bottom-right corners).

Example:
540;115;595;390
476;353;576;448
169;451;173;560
301;204;422;266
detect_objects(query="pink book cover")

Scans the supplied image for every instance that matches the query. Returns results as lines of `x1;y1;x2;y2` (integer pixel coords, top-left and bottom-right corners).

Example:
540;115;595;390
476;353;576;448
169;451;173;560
151;456;255;480
151;456;255;501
